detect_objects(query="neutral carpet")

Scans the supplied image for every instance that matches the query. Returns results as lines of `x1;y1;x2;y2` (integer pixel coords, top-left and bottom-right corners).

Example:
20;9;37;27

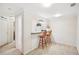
27;43;79;55
0;41;78;55
0;41;21;55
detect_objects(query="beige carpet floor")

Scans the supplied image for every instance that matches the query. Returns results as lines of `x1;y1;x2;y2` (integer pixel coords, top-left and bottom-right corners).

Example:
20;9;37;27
27;43;79;55
0;41;21;55
0;41;78;55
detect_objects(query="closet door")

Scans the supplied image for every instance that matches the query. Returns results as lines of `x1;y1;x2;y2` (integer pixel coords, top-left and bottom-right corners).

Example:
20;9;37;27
0;20;8;46
7;22;14;43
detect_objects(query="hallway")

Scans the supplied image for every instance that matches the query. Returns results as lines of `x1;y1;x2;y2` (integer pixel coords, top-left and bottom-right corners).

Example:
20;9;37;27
27;43;79;55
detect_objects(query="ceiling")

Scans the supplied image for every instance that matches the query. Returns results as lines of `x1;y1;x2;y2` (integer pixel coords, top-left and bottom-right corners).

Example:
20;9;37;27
0;3;79;18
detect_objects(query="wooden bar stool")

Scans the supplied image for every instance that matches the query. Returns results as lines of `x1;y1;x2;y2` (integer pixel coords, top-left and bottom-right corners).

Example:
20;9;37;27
46;31;52;46
39;30;46;49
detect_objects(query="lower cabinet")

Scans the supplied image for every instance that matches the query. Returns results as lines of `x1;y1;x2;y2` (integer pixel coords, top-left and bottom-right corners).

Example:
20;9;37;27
31;33;40;50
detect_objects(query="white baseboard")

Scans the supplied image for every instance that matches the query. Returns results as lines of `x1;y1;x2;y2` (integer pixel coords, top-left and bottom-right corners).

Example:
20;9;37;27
23;48;37;55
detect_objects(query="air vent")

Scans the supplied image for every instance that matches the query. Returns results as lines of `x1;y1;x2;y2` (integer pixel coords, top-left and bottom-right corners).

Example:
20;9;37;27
71;3;76;7
0;16;7;19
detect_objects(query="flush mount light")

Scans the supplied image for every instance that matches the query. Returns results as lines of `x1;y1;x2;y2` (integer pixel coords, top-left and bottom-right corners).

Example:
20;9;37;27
53;13;62;17
42;3;52;7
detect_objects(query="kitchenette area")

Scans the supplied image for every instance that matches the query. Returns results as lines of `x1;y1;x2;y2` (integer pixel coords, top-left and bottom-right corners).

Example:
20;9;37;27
31;17;52;49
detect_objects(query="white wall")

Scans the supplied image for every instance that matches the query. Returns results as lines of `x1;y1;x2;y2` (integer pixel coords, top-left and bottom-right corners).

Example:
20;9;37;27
15;11;23;53
23;10;38;54
50;15;77;46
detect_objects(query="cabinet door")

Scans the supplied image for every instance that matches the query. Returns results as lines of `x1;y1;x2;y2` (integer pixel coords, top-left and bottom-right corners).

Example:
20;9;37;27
0;20;8;46
31;34;39;50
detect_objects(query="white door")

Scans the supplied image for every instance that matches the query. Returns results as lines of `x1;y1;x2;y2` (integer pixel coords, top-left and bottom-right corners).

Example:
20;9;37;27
0;20;8;46
7;22;14;43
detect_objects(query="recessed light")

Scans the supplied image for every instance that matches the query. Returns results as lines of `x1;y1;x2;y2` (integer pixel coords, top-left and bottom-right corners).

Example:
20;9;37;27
53;13;62;17
42;3;52;7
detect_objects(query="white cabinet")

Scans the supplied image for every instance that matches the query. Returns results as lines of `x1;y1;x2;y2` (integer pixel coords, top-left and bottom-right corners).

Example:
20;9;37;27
31;33;39;50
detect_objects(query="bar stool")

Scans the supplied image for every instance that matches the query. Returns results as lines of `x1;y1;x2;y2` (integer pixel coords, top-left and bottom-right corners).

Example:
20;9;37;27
39;30;46;49
46;31;52;46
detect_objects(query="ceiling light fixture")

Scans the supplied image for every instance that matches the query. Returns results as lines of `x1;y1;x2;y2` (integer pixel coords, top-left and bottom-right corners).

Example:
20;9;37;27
53;13;62;17
42;3;52;7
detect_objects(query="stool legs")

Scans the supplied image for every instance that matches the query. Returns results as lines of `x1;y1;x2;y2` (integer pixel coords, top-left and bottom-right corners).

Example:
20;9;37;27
39;37;46;49
42;38;46;48
39;34;51;49
39;37;43;48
